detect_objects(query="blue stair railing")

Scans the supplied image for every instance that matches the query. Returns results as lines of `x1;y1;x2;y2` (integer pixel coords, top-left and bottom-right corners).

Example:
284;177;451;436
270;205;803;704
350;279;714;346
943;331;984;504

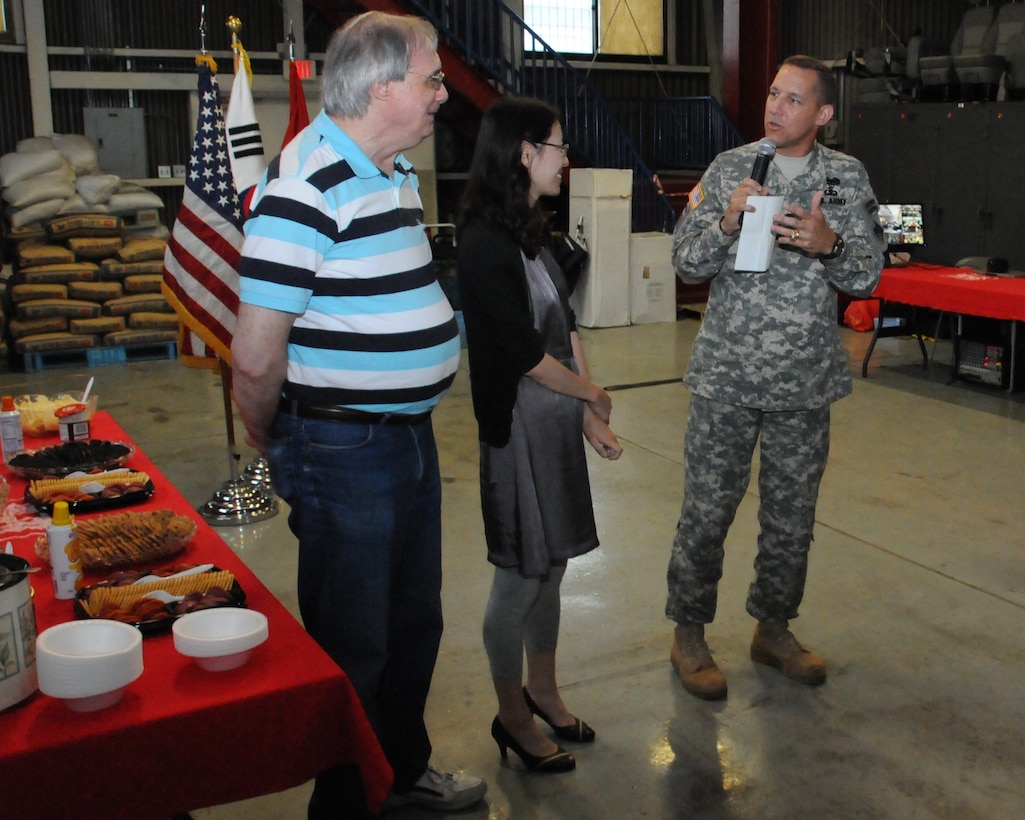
605;97;745;172
405;0;690;233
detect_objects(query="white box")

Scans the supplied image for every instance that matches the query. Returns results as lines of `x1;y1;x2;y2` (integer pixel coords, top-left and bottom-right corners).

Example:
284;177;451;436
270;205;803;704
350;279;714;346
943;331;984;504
735;195;784;272
568;167;633;198
569;168;632;328
629;231;676;324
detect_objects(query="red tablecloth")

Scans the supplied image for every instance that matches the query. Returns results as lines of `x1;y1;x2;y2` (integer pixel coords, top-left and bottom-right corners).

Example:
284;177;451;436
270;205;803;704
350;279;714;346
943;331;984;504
0;412;392;819
872;263;1025;321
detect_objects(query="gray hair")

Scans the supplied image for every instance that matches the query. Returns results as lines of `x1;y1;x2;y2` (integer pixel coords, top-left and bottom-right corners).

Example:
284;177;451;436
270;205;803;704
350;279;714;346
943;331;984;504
321;11;440;119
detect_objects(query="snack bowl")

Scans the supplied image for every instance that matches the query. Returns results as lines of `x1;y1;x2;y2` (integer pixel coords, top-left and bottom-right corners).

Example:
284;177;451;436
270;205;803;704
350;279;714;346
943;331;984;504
16;392;98;437
36;620;143;711
172;607;268;671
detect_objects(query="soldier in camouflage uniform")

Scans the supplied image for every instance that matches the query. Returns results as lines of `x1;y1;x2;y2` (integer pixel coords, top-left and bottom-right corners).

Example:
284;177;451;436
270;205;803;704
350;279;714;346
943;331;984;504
666;55;886;700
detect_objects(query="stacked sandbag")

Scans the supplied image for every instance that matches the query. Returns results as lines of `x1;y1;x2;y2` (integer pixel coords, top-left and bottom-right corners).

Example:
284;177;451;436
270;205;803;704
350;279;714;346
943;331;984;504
6;220;178;361
1;134;168;241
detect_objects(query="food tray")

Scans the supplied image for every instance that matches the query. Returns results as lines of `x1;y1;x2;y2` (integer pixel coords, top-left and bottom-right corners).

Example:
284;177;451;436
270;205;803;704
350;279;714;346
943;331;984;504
6;439;134;479
74;565;247;636
25;471;154;514
74;509;197;571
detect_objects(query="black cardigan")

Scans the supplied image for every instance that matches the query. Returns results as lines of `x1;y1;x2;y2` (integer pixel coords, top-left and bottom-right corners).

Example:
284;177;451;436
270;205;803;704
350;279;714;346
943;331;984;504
456;219;574;447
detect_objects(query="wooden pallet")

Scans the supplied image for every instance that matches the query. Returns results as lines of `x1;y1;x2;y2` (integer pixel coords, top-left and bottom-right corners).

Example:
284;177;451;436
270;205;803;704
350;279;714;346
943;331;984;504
21;341;177;372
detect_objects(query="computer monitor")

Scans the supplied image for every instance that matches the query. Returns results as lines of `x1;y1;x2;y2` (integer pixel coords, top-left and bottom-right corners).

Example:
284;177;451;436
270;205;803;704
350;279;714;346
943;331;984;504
878;203;925;252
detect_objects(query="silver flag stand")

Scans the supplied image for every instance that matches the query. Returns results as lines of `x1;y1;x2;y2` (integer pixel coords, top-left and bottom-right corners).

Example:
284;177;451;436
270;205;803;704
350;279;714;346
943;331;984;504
200;360;278;526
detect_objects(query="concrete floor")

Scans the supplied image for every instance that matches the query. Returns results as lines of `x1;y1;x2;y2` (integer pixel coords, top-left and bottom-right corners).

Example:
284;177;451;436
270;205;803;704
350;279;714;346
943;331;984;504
3;318;1024;819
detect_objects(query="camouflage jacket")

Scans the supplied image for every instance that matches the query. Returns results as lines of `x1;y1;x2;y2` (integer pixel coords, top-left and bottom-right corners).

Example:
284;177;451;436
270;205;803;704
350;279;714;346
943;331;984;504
672;140;886;410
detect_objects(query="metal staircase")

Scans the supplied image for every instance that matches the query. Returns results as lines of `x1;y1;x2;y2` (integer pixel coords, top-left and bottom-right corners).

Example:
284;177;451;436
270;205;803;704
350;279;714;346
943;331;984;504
402;0;743;233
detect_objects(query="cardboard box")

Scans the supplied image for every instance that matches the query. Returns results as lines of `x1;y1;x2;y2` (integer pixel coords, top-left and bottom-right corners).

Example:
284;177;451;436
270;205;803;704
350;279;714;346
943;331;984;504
568;168;632;328
629;231;676;324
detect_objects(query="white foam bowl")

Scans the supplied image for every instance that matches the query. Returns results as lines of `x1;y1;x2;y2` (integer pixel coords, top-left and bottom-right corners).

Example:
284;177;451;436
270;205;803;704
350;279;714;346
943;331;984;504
36;620;143;711
172;608;268;672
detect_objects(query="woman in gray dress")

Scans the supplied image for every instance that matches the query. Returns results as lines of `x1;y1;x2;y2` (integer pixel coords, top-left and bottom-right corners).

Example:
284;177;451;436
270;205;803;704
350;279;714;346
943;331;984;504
456;97;623;774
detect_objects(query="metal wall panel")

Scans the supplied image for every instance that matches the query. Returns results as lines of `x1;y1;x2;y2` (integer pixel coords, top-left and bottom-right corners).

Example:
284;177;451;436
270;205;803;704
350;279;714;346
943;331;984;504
0;1;999;165
0;51;32;152
50;88;192;174
673;0;710;65
779;0;966;62
584;69;709;101
44;0;283;52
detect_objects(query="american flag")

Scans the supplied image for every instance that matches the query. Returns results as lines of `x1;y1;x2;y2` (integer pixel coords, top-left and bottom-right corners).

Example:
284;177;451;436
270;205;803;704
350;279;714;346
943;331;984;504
162;57;242;366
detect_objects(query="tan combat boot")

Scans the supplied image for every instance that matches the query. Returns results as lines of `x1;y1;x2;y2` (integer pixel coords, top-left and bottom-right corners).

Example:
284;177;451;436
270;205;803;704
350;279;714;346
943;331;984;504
670;623;727;700
750;621;827;685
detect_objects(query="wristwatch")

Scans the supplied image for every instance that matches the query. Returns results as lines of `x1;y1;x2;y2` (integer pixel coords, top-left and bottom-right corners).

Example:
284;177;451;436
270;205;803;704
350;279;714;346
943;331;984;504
822;235;845;260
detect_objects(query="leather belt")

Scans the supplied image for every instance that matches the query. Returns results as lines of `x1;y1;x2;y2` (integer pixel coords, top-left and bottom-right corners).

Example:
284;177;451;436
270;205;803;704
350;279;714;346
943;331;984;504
278;398;432;426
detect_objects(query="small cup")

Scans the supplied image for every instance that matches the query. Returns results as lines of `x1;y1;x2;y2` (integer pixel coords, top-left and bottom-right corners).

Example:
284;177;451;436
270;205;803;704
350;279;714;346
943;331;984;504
55;403;91;442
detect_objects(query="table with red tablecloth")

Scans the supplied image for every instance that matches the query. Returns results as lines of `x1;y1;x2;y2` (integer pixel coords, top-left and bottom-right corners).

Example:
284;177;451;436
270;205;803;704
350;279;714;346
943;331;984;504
860;263;1025;384
0;411;392;820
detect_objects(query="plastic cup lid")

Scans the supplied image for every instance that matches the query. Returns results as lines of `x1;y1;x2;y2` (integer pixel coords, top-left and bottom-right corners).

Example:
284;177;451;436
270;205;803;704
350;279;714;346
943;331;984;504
55;403;87;418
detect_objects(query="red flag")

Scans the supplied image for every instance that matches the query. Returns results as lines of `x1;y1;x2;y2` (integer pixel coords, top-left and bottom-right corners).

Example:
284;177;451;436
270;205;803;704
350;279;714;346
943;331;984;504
161;56;242;367
282;60;311;149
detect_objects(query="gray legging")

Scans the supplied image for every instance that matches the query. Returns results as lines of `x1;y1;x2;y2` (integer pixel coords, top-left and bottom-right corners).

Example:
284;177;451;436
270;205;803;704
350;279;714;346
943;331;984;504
483;563;566;680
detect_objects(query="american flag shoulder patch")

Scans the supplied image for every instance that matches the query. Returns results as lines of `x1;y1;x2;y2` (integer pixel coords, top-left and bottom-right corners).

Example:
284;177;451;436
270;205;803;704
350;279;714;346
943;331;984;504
688;183;705;210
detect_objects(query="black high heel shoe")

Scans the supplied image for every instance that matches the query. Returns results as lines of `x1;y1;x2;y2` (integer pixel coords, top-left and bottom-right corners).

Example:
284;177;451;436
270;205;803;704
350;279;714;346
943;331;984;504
491;716;576;773
522;686;596;743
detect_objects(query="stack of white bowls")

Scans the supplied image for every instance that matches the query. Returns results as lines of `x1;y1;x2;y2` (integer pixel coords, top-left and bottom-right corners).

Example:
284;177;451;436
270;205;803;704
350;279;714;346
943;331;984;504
36;620;143;711
172;608;268;671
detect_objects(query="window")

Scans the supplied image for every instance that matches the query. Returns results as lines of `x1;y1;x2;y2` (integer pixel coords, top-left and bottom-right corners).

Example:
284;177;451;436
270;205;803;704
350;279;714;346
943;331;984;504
599;0;663;57
524;0;664;58
523;0;594;55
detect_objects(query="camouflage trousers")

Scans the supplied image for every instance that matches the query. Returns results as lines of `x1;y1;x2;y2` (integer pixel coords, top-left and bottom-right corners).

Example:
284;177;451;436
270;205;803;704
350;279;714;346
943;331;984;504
665;394;830;624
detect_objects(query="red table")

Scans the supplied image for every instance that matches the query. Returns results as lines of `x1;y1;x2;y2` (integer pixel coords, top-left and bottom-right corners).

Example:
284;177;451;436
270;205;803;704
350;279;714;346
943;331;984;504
860;263;1025;386
0;412;392;819
871;263;1025;320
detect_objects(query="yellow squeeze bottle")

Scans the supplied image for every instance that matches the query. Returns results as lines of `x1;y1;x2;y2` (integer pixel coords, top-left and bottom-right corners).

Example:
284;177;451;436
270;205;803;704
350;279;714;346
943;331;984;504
48;501;82;600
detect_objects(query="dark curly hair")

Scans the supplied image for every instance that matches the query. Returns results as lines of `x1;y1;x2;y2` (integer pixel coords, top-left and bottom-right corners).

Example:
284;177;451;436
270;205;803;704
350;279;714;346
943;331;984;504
456;96;562;258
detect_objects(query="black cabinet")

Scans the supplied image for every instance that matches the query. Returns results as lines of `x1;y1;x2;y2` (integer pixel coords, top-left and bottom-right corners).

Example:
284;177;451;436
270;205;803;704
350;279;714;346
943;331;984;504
847;103;1025;269
981;107;1025;265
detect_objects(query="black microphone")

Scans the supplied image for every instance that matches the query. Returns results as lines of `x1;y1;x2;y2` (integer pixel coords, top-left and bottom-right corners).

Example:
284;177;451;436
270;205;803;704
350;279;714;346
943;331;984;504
735;138;776;229
750;138;776;185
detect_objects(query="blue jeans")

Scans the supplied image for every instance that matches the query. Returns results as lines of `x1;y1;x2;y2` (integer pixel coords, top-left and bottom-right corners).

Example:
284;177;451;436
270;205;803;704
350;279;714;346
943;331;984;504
267;411;443;814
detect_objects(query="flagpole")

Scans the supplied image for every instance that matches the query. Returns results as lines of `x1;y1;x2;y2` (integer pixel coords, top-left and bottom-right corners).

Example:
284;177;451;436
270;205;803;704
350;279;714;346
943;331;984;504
199;4;207;55
228;15;241;74
193;14;276;526
221;13;243;489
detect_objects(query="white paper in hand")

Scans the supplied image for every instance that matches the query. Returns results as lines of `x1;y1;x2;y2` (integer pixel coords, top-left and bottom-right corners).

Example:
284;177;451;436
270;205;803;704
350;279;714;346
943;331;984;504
734;195;784;272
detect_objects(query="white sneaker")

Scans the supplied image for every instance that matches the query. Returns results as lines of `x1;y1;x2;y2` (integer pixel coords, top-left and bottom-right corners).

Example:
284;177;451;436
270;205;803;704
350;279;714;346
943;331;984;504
387;765;487;811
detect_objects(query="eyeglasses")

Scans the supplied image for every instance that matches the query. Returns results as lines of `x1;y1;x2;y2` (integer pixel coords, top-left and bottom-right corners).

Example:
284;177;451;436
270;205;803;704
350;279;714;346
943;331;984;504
407;69;446;89
536;141;570;156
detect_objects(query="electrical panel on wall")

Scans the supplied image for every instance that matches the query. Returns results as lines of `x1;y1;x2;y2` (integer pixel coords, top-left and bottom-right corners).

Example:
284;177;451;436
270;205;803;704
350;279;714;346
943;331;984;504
83;107;148;180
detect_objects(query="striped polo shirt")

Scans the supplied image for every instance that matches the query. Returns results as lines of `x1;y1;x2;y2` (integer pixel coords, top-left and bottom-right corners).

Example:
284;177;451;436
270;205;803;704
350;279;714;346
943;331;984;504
239;111;460;414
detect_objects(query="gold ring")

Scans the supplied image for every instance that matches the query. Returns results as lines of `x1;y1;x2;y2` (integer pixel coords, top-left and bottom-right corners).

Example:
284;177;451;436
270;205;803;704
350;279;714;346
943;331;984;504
791;229;800;241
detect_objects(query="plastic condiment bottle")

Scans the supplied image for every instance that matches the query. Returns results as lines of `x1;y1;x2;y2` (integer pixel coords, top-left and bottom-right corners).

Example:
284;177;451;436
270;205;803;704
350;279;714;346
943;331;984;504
0;395;25;461
48;501;82;600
